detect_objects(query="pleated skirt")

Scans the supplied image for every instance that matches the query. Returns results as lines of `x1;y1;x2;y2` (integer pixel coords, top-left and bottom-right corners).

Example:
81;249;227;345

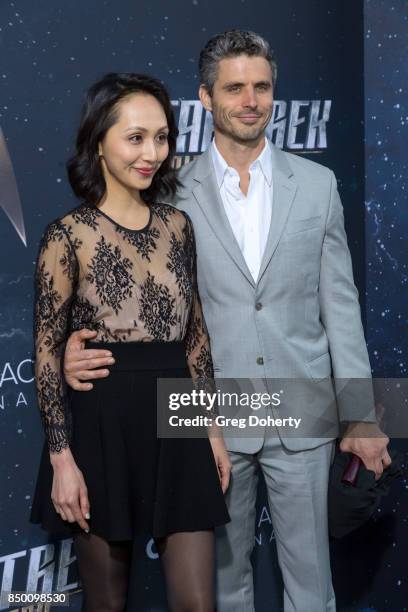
30;341;230;541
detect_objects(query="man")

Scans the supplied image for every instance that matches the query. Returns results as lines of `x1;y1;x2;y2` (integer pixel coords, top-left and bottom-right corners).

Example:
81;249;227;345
63;31;390;611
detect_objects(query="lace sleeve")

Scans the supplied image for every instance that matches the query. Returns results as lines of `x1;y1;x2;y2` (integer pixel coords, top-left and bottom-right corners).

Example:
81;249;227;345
183;215;216;401
34;220;78;453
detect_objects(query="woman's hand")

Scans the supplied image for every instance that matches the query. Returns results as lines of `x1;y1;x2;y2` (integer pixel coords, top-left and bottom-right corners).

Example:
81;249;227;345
50;448;90;531
209;435;232;494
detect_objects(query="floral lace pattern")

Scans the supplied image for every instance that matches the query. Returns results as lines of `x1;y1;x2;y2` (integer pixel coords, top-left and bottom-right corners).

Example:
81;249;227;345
34;202;213;452
86;236;134;314
138;271;178;340
117;225;160;262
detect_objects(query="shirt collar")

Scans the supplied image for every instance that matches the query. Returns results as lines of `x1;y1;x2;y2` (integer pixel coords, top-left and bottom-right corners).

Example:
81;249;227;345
211;137;273;188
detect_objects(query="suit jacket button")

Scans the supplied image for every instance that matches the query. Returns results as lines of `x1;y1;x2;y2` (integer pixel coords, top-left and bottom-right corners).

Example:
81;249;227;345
255;302;263;311
256;357;264;365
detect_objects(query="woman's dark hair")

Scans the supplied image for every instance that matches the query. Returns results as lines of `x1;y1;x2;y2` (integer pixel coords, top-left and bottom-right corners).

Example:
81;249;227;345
67;73;180;205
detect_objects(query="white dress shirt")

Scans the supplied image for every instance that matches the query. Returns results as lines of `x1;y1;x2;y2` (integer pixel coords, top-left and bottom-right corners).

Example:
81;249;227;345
211;138;273;282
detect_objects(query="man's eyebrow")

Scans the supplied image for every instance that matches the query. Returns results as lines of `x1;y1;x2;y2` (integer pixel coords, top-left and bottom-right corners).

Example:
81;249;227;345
222;81;245;89
222;80;272;89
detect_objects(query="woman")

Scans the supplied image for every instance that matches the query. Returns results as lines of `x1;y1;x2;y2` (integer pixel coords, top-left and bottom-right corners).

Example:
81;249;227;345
31;73;231;612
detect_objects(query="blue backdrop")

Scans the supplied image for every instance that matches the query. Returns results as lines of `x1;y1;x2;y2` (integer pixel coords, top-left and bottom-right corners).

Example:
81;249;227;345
0;0;406;610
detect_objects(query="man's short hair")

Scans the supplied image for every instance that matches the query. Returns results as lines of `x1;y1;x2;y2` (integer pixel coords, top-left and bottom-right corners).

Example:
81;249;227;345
199;30;277;95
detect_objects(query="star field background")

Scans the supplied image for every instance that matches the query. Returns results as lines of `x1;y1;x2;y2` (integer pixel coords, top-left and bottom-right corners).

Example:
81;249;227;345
0;0;406;610
365;1;407;379
330;3;408;611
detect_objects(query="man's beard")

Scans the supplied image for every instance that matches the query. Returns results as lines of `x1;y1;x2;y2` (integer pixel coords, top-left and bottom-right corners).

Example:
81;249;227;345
214;107;271;144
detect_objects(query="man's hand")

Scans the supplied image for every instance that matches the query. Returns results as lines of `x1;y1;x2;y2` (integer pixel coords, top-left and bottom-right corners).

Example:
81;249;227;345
64;329;115;391
340;421;392;480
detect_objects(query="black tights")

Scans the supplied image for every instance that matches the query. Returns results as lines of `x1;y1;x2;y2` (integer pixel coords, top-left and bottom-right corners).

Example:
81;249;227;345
156;530;215;612
74;533;131;612
74;530;215;612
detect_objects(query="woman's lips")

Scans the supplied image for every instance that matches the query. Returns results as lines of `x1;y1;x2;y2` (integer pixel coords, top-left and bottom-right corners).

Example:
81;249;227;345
134;167;155;176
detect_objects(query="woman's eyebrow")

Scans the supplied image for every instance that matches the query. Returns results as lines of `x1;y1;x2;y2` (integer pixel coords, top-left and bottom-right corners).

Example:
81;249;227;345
124;125;169;133
124;125;147;133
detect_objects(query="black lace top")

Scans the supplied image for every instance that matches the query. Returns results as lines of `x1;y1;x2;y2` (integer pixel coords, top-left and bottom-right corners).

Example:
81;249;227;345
34;202;213;453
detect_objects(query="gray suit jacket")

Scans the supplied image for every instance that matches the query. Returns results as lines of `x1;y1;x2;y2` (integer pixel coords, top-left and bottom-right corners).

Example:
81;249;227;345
165;144;375;452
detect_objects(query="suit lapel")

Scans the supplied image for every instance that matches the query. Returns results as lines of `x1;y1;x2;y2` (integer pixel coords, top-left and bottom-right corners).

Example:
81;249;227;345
191;149;256;288
257;146;298;283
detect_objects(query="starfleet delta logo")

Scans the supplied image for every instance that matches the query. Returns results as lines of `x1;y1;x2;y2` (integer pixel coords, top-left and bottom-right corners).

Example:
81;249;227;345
171;98;332;167
0;126;26;246
0;99;331;244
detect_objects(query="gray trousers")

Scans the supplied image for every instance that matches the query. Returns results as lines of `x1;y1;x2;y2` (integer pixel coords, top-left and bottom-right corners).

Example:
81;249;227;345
215;437;336;612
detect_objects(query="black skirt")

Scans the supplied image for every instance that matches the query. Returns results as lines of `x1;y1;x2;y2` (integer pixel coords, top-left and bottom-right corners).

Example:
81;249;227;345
30;341;230;541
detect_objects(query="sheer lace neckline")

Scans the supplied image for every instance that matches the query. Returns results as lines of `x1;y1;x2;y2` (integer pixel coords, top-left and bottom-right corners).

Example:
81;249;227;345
89;202;153;233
